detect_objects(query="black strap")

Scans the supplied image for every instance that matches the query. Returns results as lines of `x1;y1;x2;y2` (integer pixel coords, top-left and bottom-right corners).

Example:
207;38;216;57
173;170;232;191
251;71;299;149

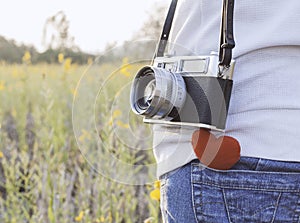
154;0;235;68
219;0;235;67
155;0;178;58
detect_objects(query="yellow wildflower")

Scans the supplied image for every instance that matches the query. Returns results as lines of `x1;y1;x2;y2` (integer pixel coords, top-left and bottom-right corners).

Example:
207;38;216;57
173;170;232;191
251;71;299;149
108;110;123;126
71;88;77;97
75;211;84;222
0;151;3;159
87;57;94;65
120;57;133;77
116;120;130;129
95;215;105;223
150;188;160;201
22;51;31;64
78;129;92;143
0;81;5;91
154;180;160;189
150;180;161;201
11;108;17;118
107;212;113;222
64;58;72;72
112;109;122;118
120;66;131;77
58;53;64;63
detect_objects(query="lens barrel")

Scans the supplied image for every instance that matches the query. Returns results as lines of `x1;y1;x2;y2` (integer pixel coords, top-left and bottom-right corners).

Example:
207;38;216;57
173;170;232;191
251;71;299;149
130;66;186;120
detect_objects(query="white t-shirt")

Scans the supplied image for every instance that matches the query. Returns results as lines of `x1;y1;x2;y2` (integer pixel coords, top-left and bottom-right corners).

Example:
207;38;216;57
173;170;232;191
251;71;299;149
153;0;300;177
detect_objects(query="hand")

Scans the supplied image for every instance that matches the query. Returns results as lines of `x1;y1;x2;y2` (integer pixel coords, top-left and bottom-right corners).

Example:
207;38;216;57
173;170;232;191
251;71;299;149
191;129;241;170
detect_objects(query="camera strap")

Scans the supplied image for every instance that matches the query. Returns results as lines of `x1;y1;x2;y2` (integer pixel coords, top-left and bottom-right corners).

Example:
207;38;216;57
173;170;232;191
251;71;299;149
155;0;178;58
155;0;235;68
219;0;235;68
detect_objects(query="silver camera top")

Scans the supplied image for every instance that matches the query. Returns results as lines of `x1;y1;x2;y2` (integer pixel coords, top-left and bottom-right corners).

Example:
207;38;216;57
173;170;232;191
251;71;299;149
153;52;235;80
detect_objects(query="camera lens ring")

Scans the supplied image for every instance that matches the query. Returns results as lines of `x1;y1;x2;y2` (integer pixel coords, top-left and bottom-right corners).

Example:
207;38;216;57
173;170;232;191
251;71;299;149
130;66;186;120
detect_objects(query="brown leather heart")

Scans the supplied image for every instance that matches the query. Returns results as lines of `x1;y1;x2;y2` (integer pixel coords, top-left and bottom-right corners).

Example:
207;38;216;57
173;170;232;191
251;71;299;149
192;129;241;170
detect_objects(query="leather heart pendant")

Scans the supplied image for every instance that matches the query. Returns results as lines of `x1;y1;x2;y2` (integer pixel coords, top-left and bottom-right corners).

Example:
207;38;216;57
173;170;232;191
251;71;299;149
192;129;241;170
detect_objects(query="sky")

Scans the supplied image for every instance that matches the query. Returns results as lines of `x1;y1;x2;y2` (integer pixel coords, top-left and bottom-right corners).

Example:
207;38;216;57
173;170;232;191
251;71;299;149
0;0;169;53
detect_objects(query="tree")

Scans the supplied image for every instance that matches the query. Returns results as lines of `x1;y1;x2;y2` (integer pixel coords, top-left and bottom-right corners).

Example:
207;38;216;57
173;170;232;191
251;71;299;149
0;36;38;64
42;11;77;51
132;3;168;40
111;3;169;61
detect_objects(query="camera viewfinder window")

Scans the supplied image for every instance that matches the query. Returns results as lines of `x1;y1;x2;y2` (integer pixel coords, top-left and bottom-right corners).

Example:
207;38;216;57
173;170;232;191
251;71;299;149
182;59;208;73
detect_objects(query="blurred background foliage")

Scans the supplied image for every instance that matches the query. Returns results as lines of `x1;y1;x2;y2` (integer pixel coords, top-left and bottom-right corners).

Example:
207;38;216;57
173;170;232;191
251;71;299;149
0;2;167;65
0;2;167;223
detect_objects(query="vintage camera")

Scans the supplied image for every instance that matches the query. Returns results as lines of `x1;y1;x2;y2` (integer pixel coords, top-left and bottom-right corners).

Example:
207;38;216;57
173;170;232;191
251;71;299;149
130;52;235;131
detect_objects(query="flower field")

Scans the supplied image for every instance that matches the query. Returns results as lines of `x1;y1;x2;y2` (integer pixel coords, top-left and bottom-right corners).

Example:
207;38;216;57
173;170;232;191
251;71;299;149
0;59;160;222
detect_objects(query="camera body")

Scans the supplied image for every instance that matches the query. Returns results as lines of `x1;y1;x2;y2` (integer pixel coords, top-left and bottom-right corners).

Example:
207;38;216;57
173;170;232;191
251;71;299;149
130;52;235;131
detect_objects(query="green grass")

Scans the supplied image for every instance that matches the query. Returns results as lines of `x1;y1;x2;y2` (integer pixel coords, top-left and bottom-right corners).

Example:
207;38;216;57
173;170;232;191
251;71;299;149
0;62;160;223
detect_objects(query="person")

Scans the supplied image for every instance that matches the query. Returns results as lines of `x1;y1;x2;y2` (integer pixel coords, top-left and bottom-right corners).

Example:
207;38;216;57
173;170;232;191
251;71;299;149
153;0;300;222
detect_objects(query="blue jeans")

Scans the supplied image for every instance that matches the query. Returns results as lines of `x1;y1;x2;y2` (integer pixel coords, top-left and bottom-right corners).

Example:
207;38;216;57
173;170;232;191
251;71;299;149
159;157;300;223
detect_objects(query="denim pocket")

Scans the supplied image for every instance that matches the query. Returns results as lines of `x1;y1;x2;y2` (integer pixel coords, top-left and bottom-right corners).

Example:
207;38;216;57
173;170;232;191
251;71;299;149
191;162;300;223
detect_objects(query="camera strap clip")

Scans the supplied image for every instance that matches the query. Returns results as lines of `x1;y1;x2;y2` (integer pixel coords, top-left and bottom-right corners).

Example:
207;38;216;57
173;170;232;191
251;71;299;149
219;0;235;69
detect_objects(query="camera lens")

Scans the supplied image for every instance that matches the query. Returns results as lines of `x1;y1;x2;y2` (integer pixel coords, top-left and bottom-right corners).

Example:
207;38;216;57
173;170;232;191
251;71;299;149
130;66;186;120
144;79;156;105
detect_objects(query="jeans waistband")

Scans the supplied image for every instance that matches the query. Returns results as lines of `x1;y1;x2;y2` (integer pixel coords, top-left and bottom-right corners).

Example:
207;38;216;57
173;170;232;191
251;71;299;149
192;157;300;192
231;157;300;172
